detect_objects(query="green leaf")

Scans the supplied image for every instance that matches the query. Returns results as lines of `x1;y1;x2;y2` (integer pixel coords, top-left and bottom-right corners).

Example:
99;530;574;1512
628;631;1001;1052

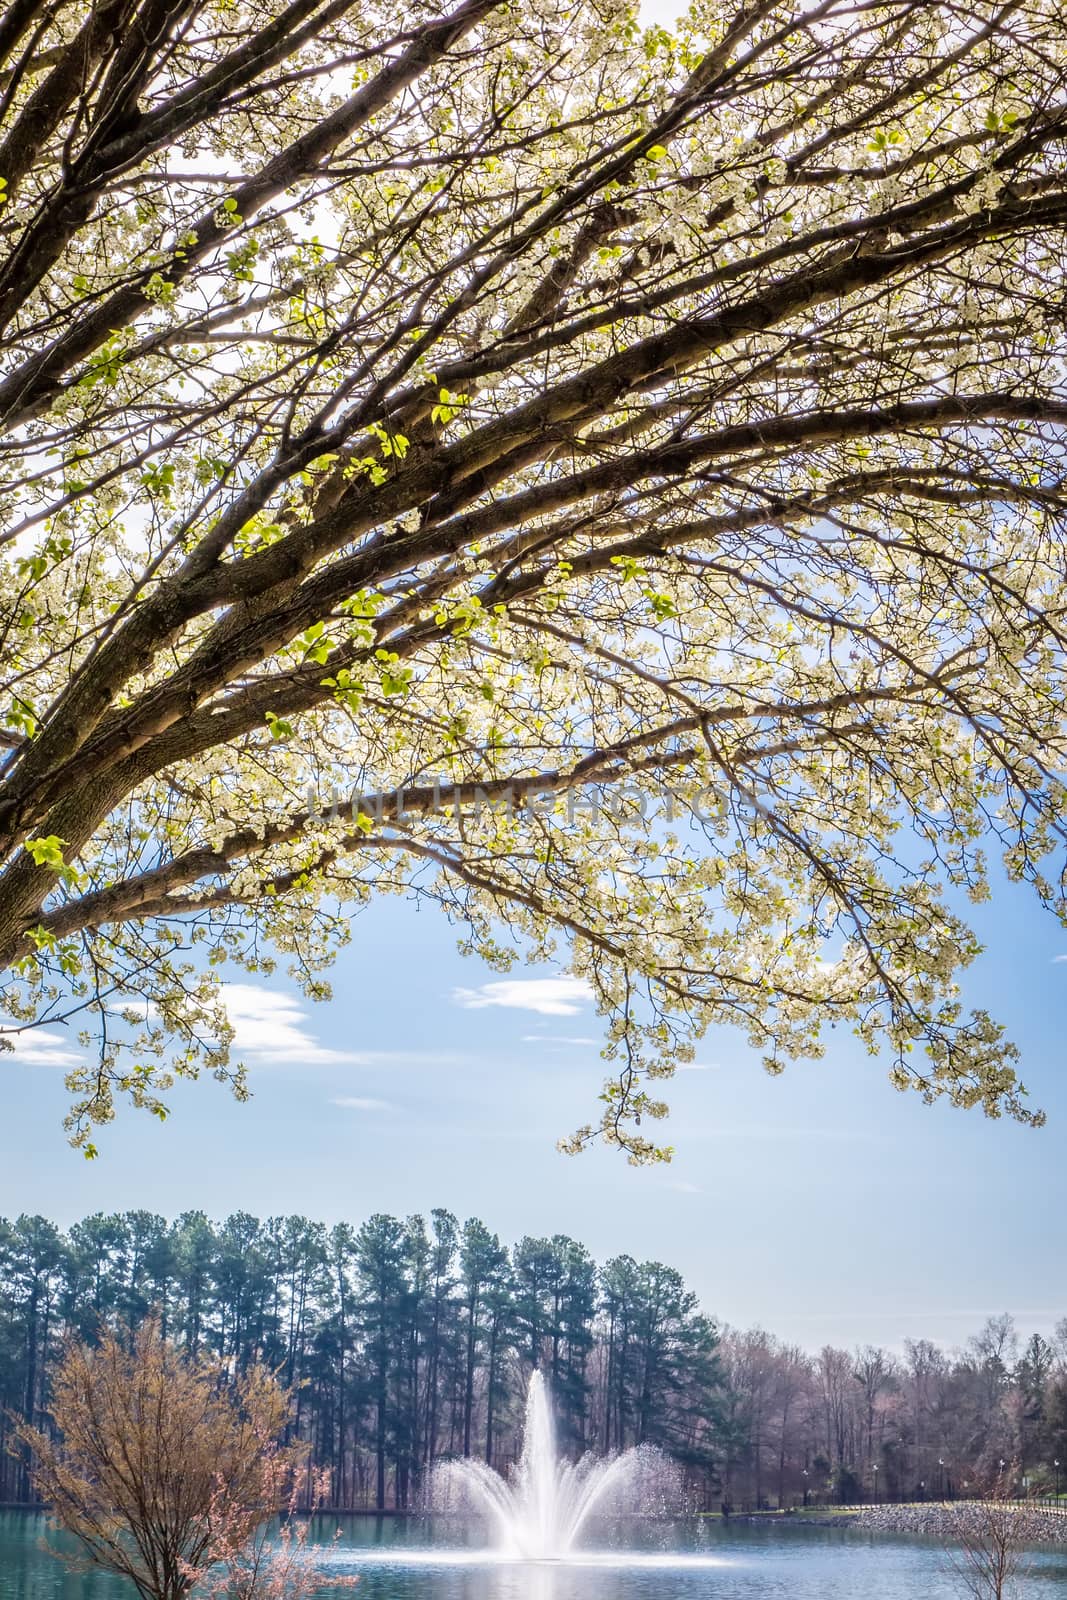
26;835;69;870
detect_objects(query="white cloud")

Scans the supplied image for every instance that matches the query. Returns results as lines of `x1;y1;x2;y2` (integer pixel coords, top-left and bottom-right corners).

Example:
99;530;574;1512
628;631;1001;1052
676;1061;719;1072
667;1180;703;1195
221;983;359;1065
330;1096;394;1112
220;979;463;1068
347;1050;463;1067
5;985;459;1081
220;985;460;1069
1053;955;1067;964
1;1027;83;1068
521;1033;600;1046
453;977;593;1016
7;983;460;1077
5;986;364;1072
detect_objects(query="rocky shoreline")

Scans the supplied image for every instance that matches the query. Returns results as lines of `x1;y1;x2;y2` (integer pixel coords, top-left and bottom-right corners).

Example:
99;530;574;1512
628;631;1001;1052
851;1504;1067;1546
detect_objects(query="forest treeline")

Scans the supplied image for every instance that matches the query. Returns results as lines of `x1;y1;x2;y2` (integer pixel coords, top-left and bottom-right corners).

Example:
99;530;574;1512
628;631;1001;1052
1;1211;1064;1511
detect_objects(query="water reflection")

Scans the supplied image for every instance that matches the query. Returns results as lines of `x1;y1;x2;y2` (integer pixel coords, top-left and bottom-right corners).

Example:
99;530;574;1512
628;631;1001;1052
316;1525;1066;1600
3;1510;1067;1600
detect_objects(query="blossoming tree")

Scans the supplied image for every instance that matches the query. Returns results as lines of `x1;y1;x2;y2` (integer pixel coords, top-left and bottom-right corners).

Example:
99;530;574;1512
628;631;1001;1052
1;0;1066;1156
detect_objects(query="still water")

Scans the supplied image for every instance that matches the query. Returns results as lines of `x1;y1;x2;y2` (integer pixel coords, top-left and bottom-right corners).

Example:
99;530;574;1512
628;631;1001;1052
3;1510;1067;1600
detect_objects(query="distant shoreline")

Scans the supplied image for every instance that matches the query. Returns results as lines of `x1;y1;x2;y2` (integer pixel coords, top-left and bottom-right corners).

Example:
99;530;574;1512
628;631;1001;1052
851;1503;1067;1546
700;1503;1067;1547
7;1500;1067;1545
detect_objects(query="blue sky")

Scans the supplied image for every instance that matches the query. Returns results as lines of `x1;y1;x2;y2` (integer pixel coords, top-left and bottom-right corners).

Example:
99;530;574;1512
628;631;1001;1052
2;860;1064;1355
1;0;1064;1356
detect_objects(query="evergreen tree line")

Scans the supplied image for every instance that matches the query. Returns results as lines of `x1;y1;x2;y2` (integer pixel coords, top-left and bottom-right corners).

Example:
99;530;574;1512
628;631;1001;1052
0;1211;719;1510
1;1213;1064;1512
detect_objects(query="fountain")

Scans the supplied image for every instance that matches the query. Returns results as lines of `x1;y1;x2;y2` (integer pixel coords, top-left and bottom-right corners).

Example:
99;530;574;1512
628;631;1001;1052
430;1371;678;1560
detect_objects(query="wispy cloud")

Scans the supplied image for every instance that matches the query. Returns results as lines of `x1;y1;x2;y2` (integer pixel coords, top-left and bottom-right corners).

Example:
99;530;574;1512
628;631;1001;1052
1052;955;1067;964
330;1096;394;1112
6;985;460;1077
676;1061;719;1072
667;1180;703;1195
5;986;357;1072
342;1050;463;1067
1;1027;83;1068
221;985;459;1069
453;977;593;1017
521;1033;600;1047
222;984;362;1065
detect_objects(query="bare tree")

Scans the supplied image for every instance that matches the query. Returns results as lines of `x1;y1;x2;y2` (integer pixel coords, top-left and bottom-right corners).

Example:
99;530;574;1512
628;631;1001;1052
944;1465;1060;1600
946;1486;1028;1600
817;1346;854;1480
16;1319;301;1600
853;1347;897;1480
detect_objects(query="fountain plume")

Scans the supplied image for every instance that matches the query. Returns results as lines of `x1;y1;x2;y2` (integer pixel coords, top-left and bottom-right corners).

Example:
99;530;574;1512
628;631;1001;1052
430;1372;678;1559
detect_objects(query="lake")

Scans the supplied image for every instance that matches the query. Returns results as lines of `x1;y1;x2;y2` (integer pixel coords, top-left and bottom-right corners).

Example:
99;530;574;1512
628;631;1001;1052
3;1510;1067;1600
